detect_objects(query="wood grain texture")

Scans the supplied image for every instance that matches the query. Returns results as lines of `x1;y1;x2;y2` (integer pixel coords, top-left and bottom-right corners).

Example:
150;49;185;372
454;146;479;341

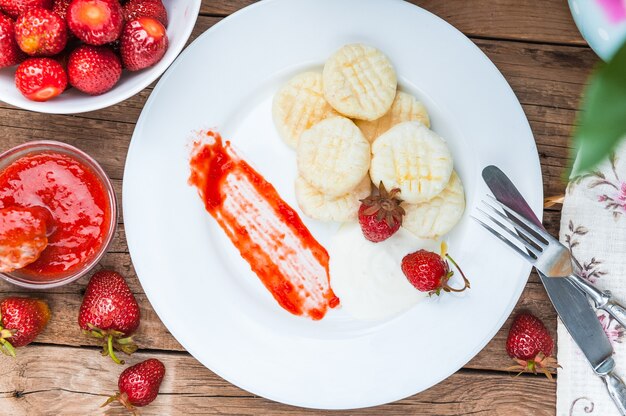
199;0;584;46
0;0;591;414
0;345;555;416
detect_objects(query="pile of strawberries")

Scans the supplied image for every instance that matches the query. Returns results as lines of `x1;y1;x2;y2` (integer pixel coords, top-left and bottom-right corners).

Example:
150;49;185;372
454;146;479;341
0;0;169;101
0;270;165;413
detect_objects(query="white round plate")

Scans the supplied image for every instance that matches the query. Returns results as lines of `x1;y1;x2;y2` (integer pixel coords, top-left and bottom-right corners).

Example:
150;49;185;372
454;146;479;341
123;0;542;410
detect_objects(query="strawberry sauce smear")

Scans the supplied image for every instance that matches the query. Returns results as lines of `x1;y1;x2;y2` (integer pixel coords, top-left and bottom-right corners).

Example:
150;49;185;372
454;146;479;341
188;131;339;320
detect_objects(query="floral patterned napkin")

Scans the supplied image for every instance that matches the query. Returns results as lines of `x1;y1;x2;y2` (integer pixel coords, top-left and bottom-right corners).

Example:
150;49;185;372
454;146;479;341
557;140;626;416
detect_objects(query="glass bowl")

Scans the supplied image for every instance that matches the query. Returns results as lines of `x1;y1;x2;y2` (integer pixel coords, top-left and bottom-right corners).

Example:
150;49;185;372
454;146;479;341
0;141;118;288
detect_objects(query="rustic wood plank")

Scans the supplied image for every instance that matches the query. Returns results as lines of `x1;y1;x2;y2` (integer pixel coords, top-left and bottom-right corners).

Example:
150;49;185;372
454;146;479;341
413;0;584;45
199;0;584;47
477;40;595;112
0;344;555;416
28;292;184;351
200;0;256;16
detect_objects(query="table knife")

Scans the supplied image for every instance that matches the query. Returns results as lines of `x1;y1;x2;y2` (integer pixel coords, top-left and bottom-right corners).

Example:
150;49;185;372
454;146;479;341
482;165;626;415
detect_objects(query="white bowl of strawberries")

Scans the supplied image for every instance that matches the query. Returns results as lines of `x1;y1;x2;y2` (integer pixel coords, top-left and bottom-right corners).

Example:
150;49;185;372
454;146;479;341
0;0;200;114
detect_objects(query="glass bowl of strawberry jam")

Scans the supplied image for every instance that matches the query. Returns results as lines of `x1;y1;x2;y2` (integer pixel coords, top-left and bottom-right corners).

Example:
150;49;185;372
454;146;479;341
0;141;117;288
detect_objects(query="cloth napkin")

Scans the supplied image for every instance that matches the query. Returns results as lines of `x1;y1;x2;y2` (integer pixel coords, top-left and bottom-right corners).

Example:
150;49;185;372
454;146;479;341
557;140;626;416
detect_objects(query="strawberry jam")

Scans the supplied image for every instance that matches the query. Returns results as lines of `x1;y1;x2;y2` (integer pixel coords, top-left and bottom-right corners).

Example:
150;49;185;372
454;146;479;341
0;151;112;279
189;131;339;320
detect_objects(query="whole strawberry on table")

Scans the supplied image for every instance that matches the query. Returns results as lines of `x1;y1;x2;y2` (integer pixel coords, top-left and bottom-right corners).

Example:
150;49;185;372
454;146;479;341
79;270;141;364
0;297;50;356
103;358;166;415
506;312;560;380
0;0;170;102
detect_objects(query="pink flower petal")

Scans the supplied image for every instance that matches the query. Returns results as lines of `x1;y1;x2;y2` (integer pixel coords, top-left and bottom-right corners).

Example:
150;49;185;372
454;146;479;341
597;0;626;23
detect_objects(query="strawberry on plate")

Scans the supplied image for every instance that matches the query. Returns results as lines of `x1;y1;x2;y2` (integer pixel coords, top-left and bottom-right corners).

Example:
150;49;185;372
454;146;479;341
506;312;560;380
102;358;166;413
79;270;140;364
122;0;167;27
15;57;67;101
401;247;470;296
120;16;167;71
358;182;405;242
0;206;50;273
67;0;123;45
15;8;68;56
0;12;25;68
68;44;121;95
0;297;51;356
0;0;52;19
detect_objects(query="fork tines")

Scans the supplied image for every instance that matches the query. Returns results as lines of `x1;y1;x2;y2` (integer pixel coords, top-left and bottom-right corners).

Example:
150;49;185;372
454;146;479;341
471;196;549;262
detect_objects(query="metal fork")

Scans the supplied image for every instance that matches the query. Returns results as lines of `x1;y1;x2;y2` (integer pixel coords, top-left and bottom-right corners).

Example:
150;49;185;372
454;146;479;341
473;195;626;329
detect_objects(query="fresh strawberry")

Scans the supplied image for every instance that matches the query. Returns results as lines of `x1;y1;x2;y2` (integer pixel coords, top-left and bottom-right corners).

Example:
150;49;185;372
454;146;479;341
0;13;25;68
68;44;121;95
506;312;559;380
0;0;52;19
52;0;70;19
120;16;167;71
79;270;140;364
358;182;404;242
103;358;165;413
0;206;50;273
401;248;470;295
15;8;67;56
0;297;51;356
122;0;167;27
67;0;123;45
15;57;67;101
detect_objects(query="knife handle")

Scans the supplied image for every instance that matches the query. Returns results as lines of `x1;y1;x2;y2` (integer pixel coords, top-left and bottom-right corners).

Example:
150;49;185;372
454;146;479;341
604;301;626;331
568;274;626;328
601;371;626;416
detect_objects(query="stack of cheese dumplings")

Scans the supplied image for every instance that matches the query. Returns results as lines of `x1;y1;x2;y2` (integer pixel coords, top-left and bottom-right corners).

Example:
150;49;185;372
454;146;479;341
272;43;465;238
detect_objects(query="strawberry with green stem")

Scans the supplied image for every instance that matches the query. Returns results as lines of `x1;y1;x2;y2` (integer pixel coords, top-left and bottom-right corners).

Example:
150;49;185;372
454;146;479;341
0;297;51;356
79;270;140;364
401;245;470;296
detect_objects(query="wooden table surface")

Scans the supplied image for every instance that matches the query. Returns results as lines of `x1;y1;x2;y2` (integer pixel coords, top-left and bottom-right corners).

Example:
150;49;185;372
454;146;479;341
0;1;598;414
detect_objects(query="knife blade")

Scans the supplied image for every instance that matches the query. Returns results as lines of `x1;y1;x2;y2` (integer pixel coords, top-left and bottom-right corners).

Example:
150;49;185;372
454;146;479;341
482;165;626;415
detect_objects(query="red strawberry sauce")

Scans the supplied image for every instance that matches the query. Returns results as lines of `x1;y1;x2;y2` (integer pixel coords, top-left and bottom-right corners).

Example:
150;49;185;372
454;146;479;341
0;152;111;278
189;131;339;320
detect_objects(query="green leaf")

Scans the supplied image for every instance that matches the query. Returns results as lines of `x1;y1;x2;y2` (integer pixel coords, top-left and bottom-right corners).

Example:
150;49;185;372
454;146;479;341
574;41;626;174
